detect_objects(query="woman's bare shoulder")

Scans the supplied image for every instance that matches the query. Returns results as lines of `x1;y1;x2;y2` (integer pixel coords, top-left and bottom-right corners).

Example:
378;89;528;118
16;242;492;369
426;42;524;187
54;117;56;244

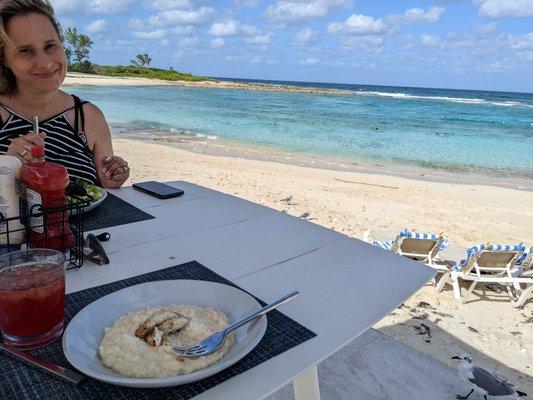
81;101;107;125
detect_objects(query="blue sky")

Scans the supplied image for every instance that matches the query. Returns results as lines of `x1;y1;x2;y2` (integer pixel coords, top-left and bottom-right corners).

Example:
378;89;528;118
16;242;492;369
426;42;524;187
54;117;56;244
51;0;533;92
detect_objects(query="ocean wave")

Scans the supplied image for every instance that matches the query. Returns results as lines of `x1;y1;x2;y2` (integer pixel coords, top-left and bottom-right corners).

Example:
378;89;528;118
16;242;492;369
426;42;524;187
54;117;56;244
194;133;218;140
355;91;533;108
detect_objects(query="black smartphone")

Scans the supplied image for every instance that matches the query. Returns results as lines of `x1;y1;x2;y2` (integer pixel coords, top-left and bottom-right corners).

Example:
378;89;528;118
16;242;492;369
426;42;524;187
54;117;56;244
132;181;184;199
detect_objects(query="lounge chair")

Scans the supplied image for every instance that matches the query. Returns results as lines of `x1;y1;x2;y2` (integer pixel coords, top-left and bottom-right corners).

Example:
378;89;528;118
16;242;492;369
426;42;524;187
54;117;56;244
450;243;531;307
365;229;451;288
509;254;532;308
367;229;448;264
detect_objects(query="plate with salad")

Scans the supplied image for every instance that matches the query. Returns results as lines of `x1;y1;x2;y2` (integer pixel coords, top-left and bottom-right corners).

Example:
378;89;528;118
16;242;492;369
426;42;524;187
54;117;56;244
67;179;107;215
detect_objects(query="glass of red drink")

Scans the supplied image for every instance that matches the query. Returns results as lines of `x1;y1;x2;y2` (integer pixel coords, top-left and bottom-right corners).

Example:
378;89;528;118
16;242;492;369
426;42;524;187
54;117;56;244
0;249;66;349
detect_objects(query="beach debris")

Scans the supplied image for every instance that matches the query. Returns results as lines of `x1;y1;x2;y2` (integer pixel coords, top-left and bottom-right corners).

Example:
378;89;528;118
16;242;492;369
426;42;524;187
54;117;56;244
433;311;453;318
412;313;429;320
452;354;527;399
413;323;431;343
417;301;433;309
333;178;399;190
468;326;479;334
486;284;504;293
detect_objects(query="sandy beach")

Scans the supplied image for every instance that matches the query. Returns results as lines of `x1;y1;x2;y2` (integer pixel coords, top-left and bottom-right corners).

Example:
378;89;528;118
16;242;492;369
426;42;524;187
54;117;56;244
64;72;353;95
64;74;533;392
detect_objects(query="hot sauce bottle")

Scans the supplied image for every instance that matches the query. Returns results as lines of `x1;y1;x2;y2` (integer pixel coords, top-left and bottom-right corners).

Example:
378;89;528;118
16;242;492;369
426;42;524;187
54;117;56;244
19;147;73;251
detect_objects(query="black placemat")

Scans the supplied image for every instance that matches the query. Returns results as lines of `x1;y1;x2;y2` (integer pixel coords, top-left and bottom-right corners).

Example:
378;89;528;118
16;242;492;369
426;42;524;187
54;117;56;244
75;192;154;232
0;261;317;400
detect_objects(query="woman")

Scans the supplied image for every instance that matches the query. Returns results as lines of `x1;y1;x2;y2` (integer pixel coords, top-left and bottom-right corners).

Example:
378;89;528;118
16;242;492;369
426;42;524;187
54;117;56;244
0;0;129;188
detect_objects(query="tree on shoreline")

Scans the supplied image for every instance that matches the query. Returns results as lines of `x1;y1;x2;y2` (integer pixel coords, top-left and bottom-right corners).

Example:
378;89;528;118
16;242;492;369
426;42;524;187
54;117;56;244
130;53;152;68
64;27;93;64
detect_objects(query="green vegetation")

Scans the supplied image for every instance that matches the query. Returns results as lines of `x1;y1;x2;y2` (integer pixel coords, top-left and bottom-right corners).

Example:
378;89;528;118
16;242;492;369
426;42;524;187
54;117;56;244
63;27;212;82
64;28;93;64
69;64;212;82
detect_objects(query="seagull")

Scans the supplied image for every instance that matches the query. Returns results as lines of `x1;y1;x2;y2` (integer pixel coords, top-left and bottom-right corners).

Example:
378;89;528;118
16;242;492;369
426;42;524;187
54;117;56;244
452;354;527;400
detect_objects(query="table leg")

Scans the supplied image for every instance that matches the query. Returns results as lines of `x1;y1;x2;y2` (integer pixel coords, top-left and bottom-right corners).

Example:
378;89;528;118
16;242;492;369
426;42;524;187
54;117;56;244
293;365;320;400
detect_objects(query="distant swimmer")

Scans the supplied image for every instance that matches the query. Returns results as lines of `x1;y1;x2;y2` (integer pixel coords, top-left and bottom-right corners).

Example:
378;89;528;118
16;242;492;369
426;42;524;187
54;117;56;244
379;119;385;124
373;127;379;132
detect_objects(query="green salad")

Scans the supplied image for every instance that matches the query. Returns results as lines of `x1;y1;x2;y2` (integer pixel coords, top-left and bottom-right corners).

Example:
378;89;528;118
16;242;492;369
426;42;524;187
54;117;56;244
67;179;103;204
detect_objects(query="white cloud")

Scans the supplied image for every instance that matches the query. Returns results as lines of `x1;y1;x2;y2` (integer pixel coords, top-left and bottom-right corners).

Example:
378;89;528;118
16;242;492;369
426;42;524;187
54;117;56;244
240;24;261;36
52;0;135;14
232;0;262;7
245;32;274;44
211;37;225;47
133;29;167;39
421;33;445;49
328;14;388;35
263;0;351;22
291;27;317;45
149;6;215;26
128;18;145;30
145;0;194;10
85;19;107;33
300;57;319;65
208;19;270;45
473;22;498;36
340;36;384;53
328;6;445;37
474;0;533;18
395;34;416;50
396;7;445;23
88;0;134;13
208;20;240;36
300;57;346;67
170;25;194;35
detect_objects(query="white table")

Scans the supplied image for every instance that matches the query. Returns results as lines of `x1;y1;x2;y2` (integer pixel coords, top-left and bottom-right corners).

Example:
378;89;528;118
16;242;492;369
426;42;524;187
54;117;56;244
67;181;435;400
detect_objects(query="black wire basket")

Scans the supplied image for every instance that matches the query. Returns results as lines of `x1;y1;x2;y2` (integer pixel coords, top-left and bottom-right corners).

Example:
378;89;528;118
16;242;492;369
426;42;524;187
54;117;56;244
0;182;87;269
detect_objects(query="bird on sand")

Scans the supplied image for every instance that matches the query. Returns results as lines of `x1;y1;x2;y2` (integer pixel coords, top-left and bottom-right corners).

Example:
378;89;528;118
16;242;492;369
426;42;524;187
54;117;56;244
452;354;527;400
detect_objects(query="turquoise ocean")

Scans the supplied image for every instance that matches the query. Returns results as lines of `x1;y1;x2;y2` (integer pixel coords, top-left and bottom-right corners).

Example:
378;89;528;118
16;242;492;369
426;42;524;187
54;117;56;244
66;80;533;178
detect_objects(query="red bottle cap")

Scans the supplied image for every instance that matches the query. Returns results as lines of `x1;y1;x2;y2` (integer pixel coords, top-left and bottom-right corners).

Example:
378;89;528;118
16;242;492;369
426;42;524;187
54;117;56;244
31;147;45;157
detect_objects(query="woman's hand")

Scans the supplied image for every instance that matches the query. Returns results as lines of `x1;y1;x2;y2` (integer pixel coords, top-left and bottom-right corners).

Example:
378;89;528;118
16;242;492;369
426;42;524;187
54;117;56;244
6;132;46;162
100;155;129;189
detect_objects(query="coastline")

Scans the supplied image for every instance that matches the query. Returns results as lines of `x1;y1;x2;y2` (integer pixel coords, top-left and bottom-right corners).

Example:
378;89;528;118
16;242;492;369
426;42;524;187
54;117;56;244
64;72;353;95
111;123;532;192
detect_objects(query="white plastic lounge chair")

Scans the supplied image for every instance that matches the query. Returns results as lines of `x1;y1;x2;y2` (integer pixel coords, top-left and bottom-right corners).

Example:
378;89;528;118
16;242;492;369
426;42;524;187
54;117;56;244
509;254;532;308
368;229;448;265
366;229;451;287
450;243;531;306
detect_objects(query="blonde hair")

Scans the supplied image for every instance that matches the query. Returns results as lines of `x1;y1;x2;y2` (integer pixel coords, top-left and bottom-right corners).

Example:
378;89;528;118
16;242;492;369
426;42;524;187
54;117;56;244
0;0;62;95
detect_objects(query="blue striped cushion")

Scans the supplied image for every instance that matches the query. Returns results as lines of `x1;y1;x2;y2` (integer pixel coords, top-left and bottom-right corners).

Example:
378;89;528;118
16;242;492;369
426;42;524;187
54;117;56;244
462;243;530;266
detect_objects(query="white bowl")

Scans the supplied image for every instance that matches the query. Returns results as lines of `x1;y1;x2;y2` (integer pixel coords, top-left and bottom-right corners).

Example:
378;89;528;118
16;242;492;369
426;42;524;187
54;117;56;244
62;280;267;387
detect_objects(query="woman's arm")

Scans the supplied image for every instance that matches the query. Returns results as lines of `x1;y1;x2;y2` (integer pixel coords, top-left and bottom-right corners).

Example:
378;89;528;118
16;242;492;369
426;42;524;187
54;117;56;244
84;103;129;189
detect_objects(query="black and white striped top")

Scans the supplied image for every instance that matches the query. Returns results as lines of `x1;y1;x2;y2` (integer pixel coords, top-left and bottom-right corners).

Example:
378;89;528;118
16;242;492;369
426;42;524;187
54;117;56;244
0;95;98;184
